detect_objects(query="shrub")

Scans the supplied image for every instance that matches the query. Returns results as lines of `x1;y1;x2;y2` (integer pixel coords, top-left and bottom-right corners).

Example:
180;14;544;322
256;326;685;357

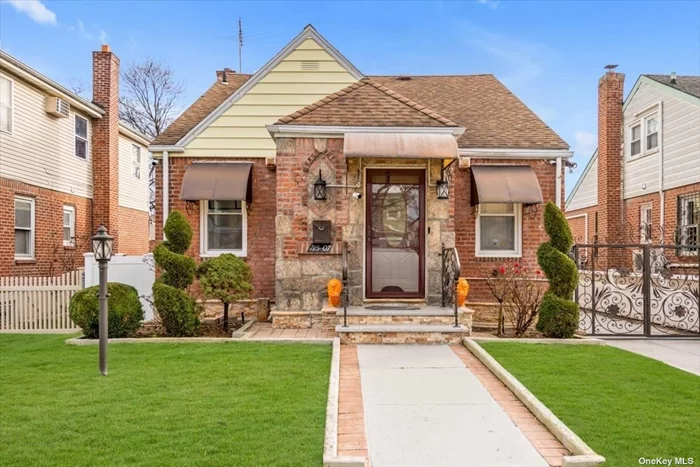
483;262;543;337
69;283;144;338
152;282;200;337
536;202;580;338
152;210;199;336
198;254;253;332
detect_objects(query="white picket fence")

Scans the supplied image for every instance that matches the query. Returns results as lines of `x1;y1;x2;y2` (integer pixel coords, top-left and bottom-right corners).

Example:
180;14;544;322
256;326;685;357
0;269;83;332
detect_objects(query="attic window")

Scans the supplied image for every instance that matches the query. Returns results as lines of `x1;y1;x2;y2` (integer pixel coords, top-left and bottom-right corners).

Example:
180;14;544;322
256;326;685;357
301;61;320;71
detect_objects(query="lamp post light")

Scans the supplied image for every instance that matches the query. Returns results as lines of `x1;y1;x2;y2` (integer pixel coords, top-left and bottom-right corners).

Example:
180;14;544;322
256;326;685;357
91;224;114;376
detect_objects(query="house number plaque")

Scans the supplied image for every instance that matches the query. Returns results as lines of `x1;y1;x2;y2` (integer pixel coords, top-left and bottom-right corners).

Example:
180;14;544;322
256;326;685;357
307;243;332;253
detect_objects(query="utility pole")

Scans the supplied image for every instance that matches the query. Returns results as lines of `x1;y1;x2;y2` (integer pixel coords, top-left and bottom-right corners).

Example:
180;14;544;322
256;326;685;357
238;17;243;73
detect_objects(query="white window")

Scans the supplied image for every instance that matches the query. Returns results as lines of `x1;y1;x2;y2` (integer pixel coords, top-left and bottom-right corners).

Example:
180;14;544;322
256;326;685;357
74;115;88;160
63;205;75;246
14;197;34;258
0;75;12;134
630;124;641;156
640;204;652;243
201;200;247;256
132;144;141;179
476;203;522;257
678;192;698;255
645;114;659;151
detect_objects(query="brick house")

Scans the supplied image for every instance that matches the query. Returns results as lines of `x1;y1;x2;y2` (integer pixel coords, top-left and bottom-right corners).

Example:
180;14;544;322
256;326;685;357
150;25;571;332
566;71;700;265
0;46;151;277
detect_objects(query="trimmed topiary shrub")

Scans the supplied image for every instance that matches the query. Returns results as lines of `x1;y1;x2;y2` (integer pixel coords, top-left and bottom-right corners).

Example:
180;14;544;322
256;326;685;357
152;210;199;336
69;283;144;338
198;253;253;332
536;202;580;338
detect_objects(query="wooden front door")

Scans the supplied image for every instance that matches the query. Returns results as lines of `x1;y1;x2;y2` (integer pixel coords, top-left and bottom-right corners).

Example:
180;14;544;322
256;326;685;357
366;169;425;299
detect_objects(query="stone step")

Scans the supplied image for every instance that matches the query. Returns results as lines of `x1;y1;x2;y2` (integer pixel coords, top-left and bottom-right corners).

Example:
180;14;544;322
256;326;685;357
334;307;460;326
336;324;469;344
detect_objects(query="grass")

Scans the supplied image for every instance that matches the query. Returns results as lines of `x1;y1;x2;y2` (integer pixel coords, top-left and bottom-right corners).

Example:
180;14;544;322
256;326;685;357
480;342;700;466
0;334;331;467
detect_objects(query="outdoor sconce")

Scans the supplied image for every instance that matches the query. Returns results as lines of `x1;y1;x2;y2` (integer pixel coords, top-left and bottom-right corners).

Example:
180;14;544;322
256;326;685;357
314;169;327;201
436;178;449;200
91;224;114;376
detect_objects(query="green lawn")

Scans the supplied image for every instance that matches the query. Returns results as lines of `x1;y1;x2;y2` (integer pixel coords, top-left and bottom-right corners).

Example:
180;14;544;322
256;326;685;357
480;342;700;466
0;334;331;467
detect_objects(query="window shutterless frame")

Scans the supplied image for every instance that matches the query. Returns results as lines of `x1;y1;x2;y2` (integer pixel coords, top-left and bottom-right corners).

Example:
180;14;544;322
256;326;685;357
629;123;642;157
132;144;141;179
475;203;522;258
14;196;35;258
200;200;247;257
0;73;13;134
74;114;89;160
63;205;76;246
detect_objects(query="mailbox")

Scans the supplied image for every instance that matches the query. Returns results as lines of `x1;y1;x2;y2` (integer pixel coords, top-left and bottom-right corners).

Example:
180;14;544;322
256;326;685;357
312;220;332;245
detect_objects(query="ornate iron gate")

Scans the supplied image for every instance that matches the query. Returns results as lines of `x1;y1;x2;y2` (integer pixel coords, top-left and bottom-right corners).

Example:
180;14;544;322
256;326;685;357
572;242;699;337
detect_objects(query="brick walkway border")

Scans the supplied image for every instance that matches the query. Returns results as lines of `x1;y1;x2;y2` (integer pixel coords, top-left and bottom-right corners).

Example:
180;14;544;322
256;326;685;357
337;345;369;461
451;344;570;467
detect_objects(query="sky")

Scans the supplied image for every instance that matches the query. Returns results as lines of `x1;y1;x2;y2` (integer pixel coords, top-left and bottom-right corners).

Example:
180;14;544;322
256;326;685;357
1;0;699;196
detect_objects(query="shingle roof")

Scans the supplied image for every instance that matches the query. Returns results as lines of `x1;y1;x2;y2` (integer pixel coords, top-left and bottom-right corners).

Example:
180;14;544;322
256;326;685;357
370;75;569;149
644;74;700;99
276;79;458;127
151;73;252;146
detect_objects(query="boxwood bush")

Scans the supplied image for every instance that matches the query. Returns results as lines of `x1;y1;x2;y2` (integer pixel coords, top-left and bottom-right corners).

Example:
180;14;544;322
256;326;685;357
69;283;144;338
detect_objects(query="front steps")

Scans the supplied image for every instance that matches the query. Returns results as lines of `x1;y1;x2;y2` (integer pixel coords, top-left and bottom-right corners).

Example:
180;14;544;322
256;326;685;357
331;305;474;344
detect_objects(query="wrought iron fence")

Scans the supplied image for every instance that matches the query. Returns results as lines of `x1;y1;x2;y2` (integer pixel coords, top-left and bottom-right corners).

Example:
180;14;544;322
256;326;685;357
572;242;699;337
441;244;461;327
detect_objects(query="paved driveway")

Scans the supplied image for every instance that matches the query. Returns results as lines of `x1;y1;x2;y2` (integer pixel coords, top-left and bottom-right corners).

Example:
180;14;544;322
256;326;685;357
357;345;548;467
604;339;700;375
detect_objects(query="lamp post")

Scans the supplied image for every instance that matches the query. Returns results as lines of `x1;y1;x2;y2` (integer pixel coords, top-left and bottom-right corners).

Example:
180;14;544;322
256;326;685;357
91;224;114;376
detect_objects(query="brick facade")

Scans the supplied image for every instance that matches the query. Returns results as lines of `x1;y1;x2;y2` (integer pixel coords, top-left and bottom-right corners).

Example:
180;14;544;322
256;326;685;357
154;157;276;299
1;177;92;276
118;206;150;255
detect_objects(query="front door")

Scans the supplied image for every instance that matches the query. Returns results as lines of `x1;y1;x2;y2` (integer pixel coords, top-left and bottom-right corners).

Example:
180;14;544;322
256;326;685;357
366;169;425;298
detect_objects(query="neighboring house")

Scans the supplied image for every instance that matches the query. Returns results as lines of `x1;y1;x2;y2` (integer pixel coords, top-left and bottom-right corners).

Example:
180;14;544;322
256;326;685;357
0;46;151;276
566;72;700;257
150;25;571;321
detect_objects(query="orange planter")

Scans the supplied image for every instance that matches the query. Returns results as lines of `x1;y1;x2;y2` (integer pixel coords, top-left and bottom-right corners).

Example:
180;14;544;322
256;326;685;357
327;278;342;307
456;278;470;307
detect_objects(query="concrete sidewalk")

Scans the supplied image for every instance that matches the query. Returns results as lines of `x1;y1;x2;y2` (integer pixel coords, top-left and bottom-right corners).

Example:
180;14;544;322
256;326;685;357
358;345;548;467
604;339;700;376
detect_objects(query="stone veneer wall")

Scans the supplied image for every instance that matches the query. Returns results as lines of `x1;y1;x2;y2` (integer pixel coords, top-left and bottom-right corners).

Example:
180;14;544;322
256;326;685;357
274;137;456;311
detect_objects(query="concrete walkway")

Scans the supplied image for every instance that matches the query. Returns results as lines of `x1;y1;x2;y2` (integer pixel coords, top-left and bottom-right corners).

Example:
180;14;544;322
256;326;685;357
357;345;548;467
604;339;700;376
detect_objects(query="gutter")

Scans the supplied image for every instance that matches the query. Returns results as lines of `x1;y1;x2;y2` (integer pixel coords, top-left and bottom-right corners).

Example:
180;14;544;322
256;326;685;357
459;148;574;159
266;124;465;137
162;150;169;240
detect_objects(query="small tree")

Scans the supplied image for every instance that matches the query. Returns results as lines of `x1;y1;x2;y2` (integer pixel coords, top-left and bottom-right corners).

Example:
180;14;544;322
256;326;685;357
152;211;199;336
198;254;253;332
536;202;580;338
484;262;544;337
483;264;511;336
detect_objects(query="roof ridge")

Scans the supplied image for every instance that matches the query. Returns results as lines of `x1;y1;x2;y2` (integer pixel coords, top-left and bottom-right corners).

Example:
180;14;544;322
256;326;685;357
276;78;458;126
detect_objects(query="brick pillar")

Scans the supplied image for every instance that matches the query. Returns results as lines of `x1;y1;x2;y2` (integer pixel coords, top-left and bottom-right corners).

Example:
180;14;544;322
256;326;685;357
92;45;120;251
597;70;625;268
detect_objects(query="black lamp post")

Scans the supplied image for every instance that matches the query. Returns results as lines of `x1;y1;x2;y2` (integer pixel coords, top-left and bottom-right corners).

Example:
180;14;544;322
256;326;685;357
314;169;327;201
91;224;113;376
436;177;449;200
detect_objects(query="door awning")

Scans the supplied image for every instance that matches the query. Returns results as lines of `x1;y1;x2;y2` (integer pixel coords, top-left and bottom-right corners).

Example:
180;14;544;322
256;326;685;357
180;162;253;202
344;133;458;159
470;165;543;206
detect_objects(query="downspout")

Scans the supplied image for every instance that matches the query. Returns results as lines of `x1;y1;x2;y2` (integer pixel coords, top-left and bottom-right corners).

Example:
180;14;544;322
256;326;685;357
657;101;664;239
162;150;169;240
555;157;562;208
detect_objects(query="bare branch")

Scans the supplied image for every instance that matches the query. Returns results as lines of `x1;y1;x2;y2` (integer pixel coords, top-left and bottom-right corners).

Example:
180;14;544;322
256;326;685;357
67;78;89;98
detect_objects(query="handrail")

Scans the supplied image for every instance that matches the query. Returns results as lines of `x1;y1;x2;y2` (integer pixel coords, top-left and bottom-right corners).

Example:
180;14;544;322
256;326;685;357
442;244;461;328
341;241;348;327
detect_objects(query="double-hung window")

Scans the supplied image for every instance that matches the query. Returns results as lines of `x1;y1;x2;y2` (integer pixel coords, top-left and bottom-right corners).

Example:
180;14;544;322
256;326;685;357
0;75;12;134
678;192;699;255
15;197;34;258
640;204;652;243
132;144;141;179
645;114;659;151
201;200;246;256
630;124;642;156
74;115;88;160
63;205;75;246
476;203;522;257
629;112;660;157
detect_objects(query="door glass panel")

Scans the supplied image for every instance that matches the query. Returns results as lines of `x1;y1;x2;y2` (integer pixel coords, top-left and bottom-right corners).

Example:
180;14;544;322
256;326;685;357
369;174;421;294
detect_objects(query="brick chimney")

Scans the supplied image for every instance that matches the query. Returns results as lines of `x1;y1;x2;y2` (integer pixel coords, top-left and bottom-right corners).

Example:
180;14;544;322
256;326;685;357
597;70;625;246
92;44;120;251
216;68;236;82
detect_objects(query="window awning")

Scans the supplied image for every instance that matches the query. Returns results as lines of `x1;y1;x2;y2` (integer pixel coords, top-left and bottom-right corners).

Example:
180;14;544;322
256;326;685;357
180;162;253;202
470;165;543;206
343;133;458;159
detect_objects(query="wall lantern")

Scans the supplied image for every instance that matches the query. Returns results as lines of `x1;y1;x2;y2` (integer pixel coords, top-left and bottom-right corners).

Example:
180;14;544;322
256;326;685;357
314;169;327;201
436;178;449;200
91;224;114;376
